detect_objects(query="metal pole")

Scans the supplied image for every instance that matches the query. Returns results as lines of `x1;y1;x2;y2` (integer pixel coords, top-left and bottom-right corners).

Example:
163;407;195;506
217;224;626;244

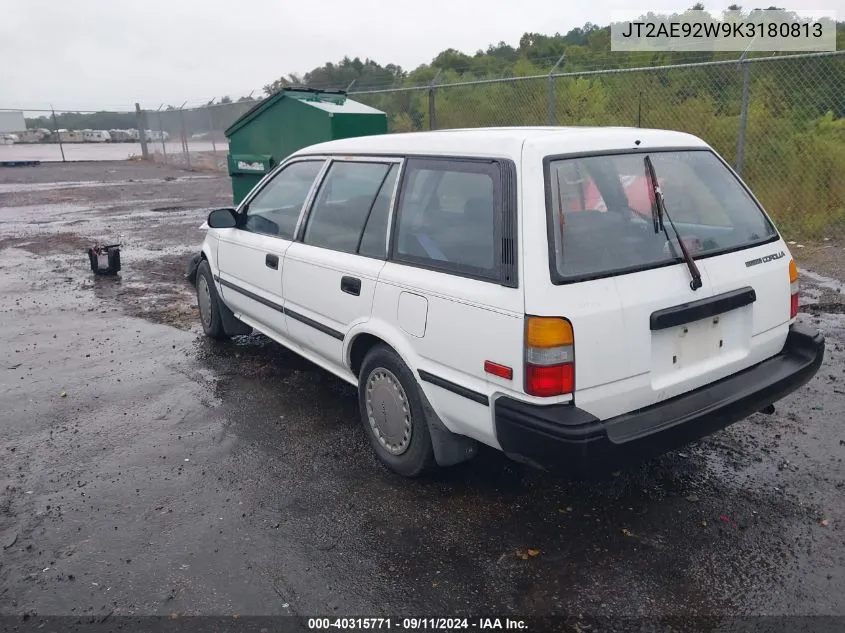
735;39;756;176
50;105;65;162
428;69;442;131
156;105;167;163
206;100;217;156
178;102;190;168
135;103;149;159
637;92;642;127
345;79;357;92
736;62;751;176
548;53;566;126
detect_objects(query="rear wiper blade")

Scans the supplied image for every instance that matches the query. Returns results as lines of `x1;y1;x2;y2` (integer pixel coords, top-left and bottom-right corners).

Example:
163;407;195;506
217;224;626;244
644;155;703;291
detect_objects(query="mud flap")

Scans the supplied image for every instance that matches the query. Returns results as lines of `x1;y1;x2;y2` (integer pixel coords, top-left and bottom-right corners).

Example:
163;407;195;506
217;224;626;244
186;253;202;285
219;300;252;336
210;274;252;336
419;386;478;467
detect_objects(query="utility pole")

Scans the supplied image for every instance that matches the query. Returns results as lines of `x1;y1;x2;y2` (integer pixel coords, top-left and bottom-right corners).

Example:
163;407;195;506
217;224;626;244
428;69;442;131
135;103;149;159
735;39;755;176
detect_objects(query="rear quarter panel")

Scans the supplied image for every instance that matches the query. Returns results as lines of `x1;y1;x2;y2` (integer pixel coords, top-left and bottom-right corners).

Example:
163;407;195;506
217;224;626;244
371;263;524;448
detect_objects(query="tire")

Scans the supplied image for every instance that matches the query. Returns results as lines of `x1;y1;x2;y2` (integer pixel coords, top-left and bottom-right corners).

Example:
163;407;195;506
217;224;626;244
358;345;436;477
196;260;228;340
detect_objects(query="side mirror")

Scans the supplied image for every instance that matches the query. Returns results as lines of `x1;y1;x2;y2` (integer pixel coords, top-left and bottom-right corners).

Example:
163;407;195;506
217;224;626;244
207;207;238;229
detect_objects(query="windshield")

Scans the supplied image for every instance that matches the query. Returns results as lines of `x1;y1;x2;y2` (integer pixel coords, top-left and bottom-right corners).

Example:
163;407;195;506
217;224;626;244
546;149;778;282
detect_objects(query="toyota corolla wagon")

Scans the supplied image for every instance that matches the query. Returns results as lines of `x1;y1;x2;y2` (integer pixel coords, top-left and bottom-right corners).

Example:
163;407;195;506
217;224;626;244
196;127;824;477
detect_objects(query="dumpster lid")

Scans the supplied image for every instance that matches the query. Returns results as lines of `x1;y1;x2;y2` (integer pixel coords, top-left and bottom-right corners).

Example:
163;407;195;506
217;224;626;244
228;154;273;175
224;87;347;138
302;99;385;115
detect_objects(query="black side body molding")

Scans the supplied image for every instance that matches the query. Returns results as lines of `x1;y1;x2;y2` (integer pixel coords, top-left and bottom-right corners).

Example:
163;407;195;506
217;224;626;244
216;276;284;313
418;370;489;407
215;276;344;341
284;308;344;341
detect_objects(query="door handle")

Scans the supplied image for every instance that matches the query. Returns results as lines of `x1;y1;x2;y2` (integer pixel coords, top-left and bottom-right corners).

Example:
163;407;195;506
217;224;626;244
265;254;279;270
340;276;361;296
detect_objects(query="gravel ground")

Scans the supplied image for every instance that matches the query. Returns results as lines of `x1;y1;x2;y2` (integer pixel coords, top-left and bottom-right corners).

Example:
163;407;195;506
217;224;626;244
0;161;843;628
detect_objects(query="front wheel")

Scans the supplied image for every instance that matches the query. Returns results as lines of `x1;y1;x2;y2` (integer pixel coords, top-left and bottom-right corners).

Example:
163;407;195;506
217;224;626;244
196;260;228;340
358;345;435;477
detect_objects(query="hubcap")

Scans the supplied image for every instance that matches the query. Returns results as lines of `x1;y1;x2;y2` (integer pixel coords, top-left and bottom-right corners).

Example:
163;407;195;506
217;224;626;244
197;275;213;328
365;368;412;455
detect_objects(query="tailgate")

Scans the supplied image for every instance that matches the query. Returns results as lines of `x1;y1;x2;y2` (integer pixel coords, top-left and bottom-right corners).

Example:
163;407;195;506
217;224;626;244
574;242;792;421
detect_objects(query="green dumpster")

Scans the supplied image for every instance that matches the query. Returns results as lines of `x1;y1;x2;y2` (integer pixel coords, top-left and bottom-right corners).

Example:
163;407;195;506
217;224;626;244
224;87;387;206
227;154;274;209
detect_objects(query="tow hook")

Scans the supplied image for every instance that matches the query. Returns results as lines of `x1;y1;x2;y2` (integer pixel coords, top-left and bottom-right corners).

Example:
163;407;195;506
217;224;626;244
759;404;775;415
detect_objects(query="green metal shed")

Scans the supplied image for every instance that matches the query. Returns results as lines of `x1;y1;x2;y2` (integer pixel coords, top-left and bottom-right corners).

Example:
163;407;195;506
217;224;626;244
224;87;388;205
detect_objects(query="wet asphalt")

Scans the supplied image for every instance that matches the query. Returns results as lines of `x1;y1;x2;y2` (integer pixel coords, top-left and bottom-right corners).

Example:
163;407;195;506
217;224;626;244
0;162;843;623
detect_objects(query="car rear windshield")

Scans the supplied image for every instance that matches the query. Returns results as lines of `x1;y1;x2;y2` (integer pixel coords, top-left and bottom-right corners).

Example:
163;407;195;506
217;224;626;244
546;149;778;282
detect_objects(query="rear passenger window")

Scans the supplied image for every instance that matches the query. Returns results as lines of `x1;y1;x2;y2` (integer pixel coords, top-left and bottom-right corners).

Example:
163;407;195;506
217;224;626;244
393;159;500;280
303;161;394;254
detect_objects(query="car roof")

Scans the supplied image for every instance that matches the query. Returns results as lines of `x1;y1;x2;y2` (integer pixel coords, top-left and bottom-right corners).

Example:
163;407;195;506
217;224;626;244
292;126;710;161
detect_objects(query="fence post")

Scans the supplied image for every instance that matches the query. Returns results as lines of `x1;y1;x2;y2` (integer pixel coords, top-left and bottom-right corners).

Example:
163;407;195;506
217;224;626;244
178;102;190;168
637;92;643;127
135;103;149;159
156;105;167;164
50;106;65;162
428;69;442;131
735;58;751;176
548;53;566;126
206;105;217;156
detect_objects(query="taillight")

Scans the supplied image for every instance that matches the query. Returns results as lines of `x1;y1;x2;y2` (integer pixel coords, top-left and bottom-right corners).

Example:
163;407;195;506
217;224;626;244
789;259;799;319
525;316;574;397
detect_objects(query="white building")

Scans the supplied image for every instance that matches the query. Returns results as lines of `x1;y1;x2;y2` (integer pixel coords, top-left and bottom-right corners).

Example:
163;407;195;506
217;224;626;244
0;110;25;134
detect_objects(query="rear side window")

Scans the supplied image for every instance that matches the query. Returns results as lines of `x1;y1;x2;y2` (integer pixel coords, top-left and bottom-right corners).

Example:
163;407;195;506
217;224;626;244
393;158;500;280
546;150;777;282
303;161;395;254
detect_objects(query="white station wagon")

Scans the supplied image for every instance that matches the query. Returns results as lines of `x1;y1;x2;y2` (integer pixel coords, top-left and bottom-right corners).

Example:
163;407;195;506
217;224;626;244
196;127;824;477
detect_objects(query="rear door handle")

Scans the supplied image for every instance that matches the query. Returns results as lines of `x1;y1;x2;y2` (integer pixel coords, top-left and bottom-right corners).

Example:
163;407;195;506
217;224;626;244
265;254;279;270
340;276;361;296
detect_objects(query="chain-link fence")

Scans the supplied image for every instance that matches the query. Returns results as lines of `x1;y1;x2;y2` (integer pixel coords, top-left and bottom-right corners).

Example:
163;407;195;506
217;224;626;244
3;52;842;243
349;51;845;240
0;107;140;162
9;50;825;241
143;100;256;171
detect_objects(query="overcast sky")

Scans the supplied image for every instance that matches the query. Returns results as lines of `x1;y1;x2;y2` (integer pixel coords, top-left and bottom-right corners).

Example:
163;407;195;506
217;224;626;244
0;0;840;112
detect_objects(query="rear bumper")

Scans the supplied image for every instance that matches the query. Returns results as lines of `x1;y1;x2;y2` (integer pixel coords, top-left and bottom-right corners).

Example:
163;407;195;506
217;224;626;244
494;323;825;476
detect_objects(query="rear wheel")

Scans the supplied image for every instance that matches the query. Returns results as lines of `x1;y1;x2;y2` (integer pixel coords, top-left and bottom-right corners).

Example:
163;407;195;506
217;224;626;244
196;260;228;340
358;345;435;477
